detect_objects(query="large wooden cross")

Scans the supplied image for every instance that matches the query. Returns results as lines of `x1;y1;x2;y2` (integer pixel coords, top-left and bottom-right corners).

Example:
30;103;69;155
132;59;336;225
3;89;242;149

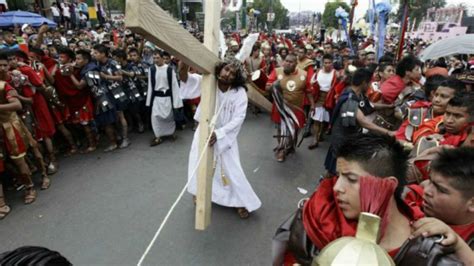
125;0;271;230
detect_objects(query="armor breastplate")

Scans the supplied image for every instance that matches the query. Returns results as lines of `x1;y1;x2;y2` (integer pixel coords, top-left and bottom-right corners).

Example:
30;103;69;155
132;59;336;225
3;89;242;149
276;68;307;107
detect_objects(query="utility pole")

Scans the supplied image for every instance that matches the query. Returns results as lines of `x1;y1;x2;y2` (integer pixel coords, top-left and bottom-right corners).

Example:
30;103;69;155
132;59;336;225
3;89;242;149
311;12;316;36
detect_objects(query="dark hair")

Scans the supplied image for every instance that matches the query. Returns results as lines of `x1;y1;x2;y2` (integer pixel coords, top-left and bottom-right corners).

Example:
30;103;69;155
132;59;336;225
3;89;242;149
438;78;466;97
367;63;378;74
112;49;127;60
378;55;394;65
396;55;422;77
29;47;45;57
214;61;247;91
433;58;448;68
57;46;75;59
153;49;164;57
11;50;29;61
128;47;138;54
322;53;333;61
431;147;474;199
162;51;171;58
279;47;289;55
336;133;410;214
447;93;474;120
378;62;393;74
351;68;373;86
0;51;8;61
92;44;109;55
76;49;91;62
0;246;72;265
424;74;447;97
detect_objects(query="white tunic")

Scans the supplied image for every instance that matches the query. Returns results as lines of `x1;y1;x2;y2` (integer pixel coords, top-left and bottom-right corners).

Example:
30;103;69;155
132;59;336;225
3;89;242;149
179;73;202;100
146;64;183;137
187;87;262;212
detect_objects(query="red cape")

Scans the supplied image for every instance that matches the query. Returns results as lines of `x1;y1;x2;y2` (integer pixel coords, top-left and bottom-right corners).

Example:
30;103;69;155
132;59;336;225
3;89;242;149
380;75;405;104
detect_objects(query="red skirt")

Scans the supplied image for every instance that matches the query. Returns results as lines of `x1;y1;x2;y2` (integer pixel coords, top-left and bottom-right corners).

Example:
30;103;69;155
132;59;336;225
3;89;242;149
185;97;201;106
51;105;71;125
271;103;305;129
2;121;28;159
69;97;94;125
32;93;56;140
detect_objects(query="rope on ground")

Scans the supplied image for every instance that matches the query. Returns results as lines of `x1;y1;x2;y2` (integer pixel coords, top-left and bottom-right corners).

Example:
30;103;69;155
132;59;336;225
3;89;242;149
137;97;224;266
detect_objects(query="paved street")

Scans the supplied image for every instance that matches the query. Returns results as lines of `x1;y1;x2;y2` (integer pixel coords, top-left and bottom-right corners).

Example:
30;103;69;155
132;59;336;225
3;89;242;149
0;112;327;265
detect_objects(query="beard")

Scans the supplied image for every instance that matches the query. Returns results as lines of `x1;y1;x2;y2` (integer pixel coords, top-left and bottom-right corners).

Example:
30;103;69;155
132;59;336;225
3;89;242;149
283;67;293;75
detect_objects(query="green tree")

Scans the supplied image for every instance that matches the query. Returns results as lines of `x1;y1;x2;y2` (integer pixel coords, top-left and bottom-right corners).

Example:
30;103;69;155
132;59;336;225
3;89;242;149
251;0;289;30
394;0;447;27
321;0;350;29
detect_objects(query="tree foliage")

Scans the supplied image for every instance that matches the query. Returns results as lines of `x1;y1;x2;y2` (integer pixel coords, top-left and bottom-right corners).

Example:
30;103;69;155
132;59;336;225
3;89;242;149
394;0;447;27
321;0;351;29
251;0;289;29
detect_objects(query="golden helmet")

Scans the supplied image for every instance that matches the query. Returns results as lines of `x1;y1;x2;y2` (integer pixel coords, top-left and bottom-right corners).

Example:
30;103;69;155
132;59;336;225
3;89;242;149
313;212;394;266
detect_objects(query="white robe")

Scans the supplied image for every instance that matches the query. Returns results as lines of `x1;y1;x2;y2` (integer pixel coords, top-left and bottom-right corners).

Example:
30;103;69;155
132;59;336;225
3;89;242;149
146;64;183;137
187;87;262;212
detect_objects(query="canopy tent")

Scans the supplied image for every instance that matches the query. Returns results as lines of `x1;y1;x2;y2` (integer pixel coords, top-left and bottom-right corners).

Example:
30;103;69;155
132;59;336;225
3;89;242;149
0;10;57;28
419;34;474;61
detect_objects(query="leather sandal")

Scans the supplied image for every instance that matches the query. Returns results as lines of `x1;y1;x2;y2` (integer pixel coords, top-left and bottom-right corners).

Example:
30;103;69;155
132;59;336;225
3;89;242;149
24;187;37;205
237;208;250;219
81;146;96;154
150;138;163;147
41;175;51;190
0;204;11;220
276;150;285;162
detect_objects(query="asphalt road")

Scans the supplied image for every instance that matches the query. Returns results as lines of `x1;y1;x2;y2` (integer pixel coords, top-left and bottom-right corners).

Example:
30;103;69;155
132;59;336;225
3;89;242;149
0;112;328;265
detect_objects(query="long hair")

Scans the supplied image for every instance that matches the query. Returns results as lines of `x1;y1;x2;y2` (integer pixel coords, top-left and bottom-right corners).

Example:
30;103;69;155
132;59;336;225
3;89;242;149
214;59;247;91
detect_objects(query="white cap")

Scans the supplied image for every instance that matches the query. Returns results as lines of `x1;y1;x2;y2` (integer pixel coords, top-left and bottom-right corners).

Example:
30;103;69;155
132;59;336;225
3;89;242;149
230;40;239;46
21;24;30;32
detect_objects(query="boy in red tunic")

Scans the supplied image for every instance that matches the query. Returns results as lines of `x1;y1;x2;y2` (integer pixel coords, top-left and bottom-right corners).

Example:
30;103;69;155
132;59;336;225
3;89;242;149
410;147;474;264
54;47;95;153
0;53;37;208
8;50;57;175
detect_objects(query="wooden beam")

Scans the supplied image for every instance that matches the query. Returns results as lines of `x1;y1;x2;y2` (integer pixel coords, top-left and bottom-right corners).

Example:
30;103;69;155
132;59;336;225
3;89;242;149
194;0;220;231
125;0;218;75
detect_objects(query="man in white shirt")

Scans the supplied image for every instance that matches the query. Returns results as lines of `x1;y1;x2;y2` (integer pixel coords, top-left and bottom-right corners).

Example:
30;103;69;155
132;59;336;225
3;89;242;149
146;50;183;146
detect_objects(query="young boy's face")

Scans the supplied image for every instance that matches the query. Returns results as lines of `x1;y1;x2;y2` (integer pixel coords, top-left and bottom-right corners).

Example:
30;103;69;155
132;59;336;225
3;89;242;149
0;59;9;74
423;171;473;225
443;105;470;135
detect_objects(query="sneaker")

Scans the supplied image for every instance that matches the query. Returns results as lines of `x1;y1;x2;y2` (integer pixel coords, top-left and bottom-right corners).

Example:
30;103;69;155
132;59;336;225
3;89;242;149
119;138;131;149
47;162;58;175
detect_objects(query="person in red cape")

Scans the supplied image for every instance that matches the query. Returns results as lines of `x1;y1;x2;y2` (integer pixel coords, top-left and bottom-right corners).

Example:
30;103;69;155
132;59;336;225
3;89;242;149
410;94;474;181
8;50;58;176
54;47;96;153
368;62;395;103
380;55;422;105
410;147;474;265
278;133;432;265
396;78;465;145
0;52;37;208
266;53;314;162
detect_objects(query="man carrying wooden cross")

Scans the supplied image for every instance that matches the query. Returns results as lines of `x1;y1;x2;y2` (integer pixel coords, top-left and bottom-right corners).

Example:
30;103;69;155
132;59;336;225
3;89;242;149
187;58;262;219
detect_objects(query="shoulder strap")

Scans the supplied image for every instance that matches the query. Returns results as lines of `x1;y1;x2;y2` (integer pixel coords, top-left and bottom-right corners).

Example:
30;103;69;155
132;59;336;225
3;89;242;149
167;66;174;104
0;81;5;91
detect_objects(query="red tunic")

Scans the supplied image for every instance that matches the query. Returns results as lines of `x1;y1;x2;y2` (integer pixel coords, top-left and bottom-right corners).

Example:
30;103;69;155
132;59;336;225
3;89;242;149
54;67;94;124
19;65;56;140
1;83;28;163
380;75;406;104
